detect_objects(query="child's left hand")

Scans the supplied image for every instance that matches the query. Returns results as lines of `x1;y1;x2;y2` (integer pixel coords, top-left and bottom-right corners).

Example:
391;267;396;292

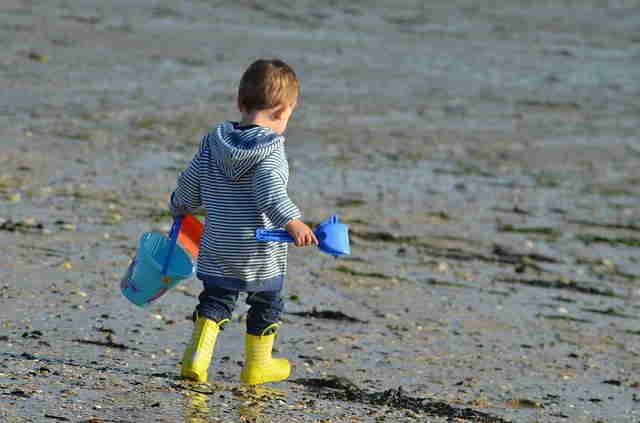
284;219;319;247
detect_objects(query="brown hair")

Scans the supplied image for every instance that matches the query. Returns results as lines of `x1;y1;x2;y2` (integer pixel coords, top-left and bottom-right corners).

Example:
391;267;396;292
238;59;299;112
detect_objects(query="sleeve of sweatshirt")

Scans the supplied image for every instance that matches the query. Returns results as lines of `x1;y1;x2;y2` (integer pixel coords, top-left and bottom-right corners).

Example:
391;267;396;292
169;149;202;216
252;159;301;228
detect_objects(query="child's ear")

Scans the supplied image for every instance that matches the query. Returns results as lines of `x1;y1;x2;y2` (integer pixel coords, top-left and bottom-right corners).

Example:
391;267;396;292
271;104;287;120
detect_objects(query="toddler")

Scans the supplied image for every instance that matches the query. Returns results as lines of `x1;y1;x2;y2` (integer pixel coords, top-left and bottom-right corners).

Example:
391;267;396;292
169;59;317;384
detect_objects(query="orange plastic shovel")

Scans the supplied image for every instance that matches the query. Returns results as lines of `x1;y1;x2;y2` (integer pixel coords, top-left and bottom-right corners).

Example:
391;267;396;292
177;214;203;258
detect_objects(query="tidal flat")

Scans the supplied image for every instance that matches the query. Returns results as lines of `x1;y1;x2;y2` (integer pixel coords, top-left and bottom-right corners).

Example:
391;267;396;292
1;0;639;422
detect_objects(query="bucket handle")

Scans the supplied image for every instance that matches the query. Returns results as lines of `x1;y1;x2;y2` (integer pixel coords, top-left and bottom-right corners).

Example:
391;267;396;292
162;215;184;275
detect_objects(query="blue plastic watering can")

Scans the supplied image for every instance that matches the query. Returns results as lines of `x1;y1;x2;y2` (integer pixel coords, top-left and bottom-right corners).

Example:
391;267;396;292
255;215;350;257
121;216;195;307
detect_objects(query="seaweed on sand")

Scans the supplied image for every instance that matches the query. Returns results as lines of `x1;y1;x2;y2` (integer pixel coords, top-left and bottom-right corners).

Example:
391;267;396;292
350;228;560;267
491;244;560;264
292;375;512;423
498;224;562;239
495;277;619;298
568;219;640;232
0;218;45;234
335;265;402;281
73;338;135;350
537;314;593;323
580;307;637;319
286;308;366;323
577;234;640;248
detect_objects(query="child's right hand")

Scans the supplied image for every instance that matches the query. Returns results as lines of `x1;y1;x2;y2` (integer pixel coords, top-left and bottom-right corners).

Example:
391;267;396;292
284;219;319;247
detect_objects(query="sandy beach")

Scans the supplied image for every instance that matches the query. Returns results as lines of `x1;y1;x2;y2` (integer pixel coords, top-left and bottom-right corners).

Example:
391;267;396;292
1;0;639;422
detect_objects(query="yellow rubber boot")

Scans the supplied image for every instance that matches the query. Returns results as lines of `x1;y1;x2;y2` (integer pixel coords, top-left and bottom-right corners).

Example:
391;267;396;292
240;323;291;385
181;316;228;382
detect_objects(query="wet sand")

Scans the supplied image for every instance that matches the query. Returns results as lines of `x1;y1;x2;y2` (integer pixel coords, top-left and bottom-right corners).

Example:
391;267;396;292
1;0;639;422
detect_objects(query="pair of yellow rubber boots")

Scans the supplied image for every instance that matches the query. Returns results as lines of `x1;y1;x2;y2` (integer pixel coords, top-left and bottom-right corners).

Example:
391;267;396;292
180;316;290;385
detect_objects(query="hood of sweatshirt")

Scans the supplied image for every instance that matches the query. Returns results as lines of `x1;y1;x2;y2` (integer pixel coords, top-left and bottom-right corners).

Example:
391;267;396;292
207;120;284;181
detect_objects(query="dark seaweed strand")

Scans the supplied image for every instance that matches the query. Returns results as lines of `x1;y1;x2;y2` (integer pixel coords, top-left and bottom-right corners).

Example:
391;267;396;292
331;386;511;422
286;308;367;323
293;378;511;423
350;229;560;266
495;277;618;298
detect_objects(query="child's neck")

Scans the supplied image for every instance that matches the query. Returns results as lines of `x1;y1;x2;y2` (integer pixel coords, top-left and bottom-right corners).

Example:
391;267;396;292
239;110;282;134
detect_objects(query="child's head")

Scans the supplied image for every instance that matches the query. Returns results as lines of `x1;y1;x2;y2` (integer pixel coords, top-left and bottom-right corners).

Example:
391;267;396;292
237;59;299;134
238;59;299;113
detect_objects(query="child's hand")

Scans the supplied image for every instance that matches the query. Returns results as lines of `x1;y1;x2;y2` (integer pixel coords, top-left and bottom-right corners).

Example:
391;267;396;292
284;219;319;247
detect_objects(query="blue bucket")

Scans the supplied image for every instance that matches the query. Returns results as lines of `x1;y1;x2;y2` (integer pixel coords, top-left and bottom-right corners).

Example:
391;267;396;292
121;217;195;307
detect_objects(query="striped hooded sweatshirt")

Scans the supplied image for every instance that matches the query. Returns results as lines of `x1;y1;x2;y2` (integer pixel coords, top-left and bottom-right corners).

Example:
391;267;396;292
169;120;301;292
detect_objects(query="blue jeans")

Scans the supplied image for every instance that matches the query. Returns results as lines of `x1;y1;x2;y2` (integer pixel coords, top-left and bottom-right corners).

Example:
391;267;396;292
195;281;284;335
